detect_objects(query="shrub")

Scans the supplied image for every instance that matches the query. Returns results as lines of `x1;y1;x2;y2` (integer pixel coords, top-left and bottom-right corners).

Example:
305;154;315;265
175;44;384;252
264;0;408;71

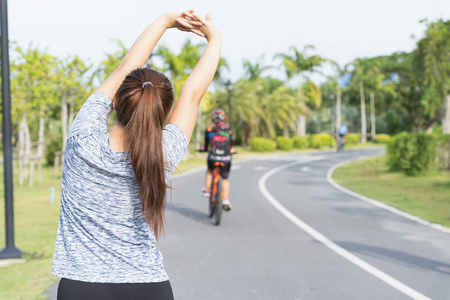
276;137;294;151
249;137;277;152
45;131;63;165
374;133;391;144
293;136;309;149
435;134;450;170
310;133;335;149
387;132;437;175
346;133;360;145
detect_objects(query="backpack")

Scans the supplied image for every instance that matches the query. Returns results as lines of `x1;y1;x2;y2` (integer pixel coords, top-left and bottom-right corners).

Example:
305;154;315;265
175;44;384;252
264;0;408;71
209;125;232;156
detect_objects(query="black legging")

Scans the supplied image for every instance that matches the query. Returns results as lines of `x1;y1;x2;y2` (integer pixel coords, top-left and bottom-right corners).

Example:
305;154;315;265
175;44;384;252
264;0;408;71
57;278;174;300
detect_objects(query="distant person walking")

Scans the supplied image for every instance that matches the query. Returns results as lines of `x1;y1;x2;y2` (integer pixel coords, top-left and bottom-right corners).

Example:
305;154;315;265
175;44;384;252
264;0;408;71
52;10;221;299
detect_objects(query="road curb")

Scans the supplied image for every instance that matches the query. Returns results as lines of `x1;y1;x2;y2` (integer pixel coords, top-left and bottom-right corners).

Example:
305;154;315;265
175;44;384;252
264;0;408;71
326;157;450;234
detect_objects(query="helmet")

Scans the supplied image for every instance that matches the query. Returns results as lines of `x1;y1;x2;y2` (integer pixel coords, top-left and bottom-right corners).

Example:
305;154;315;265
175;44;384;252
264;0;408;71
211;109;226;123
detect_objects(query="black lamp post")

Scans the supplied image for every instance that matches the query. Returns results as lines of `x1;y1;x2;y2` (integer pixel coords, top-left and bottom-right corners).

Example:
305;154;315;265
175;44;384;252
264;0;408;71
0;0;23;259
225;80;232;127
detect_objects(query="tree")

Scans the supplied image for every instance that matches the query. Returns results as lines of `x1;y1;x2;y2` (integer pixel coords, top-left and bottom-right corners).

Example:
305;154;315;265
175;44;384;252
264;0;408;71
381;52;441;132
275;45;326;136
415;19;450;133
242;55;273;81
11;46;60;185
156;40;202;99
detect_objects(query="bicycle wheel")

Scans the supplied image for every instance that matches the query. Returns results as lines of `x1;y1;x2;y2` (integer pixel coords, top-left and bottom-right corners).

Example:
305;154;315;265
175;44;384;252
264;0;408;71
212;177;222;226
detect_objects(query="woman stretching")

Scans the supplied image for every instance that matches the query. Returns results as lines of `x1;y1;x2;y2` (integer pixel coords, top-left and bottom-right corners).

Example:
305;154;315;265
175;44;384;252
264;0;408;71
52;10;221;299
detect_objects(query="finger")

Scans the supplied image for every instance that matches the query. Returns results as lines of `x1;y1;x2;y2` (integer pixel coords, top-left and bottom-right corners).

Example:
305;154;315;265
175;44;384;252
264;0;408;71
205;13;212;21
176;18;194;29
191;12;207;24
191;29;205;37
182;10;195;19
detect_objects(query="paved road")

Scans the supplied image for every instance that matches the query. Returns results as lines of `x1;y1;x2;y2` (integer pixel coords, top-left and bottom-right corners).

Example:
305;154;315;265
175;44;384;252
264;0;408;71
47;148;450;299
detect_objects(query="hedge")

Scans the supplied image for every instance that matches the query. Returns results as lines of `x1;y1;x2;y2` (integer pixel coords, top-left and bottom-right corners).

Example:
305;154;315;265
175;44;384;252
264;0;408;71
387;132;437;175
276;137;294;151
293;136;309;149
249;137;277;152
374;133;391;144
310;133;336;149
346;133;360;145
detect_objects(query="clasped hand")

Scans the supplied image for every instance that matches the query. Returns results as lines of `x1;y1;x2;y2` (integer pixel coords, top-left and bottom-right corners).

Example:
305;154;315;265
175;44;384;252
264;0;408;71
165;10;220;42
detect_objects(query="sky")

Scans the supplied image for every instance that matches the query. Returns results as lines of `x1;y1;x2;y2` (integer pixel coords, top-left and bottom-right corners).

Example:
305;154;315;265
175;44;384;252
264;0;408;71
8;0;450;83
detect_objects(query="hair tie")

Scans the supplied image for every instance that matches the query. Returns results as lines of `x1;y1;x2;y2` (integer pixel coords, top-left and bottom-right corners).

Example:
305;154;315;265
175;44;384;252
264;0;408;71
142;81;154;89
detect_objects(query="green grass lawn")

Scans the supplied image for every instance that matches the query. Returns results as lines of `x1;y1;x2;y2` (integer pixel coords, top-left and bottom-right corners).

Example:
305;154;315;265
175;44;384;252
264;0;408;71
0;165;62;300
333;155;450;228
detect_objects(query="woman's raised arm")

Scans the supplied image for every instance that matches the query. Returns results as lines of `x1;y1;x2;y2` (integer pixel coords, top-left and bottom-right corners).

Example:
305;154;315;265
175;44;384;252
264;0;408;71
94;11;202;99
168;13;222;143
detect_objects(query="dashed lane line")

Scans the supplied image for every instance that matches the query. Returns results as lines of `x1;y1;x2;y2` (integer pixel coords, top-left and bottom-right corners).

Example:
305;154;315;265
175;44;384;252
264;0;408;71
258;157;431;300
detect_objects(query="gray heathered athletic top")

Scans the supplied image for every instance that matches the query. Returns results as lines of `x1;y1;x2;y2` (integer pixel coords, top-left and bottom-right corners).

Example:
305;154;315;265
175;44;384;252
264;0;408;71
52;93;188;283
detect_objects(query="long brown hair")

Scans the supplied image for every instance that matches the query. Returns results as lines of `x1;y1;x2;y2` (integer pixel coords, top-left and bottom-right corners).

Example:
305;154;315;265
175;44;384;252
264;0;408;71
114;68;174;239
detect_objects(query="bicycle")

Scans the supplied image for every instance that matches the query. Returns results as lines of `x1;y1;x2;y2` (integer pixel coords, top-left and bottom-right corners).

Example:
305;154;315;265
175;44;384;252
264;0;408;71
209;161;225;225
337;135;346;152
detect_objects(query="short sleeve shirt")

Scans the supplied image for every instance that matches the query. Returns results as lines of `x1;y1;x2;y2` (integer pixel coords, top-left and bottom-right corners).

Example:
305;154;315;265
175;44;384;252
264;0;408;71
52;93;188;283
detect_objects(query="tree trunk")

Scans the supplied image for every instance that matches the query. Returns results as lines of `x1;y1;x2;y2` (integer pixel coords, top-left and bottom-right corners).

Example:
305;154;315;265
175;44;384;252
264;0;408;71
370;91;376;142
283;125;289;137
18;117;25;186
335;79;342;140
359;81;367;144
296;80;306;136
21;114;32;186
37;114;45;184
62;92;68;153
443;94;450;134
296;115;306;136
242;121;250;147
68;98;75;132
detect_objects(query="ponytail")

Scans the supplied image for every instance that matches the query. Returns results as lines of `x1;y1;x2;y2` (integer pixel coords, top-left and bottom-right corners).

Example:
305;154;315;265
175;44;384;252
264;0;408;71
114;68;174;239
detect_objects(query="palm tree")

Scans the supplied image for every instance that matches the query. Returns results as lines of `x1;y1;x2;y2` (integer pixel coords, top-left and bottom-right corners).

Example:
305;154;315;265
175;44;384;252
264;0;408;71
275;45;326;136
328;61;352;139
351;58;372;143
242;55;273;81
209;79;264;146
259;85;301;137
156;40;202;99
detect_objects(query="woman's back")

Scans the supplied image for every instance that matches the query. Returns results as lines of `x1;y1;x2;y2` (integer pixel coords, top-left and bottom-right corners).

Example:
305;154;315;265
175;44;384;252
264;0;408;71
52;93;188;283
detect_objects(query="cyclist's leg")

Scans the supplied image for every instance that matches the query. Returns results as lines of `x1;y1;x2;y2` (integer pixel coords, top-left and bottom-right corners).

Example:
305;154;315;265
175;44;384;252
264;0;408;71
222;179;230;200
202;158;214;197
220;161;232;210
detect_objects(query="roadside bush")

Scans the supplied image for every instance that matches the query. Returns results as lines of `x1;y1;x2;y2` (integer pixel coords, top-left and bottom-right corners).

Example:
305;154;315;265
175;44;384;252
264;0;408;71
374;133;391;144
346;133;360;145
276;137;294;151
435;134;450;170
249;137;277;152
387;132;437;175
310;133;335;149
293;136;309;149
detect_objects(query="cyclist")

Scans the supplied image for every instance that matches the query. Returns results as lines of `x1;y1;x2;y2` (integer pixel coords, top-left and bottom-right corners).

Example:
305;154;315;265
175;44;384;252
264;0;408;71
200;109;233;211
338;124;349;151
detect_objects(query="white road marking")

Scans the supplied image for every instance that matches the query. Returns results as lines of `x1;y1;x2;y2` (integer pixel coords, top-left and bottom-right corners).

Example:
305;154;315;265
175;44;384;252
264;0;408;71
258;158;431;300
301;166;310;172
326;158;450;234
254;166;267;171
231;165;242;171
